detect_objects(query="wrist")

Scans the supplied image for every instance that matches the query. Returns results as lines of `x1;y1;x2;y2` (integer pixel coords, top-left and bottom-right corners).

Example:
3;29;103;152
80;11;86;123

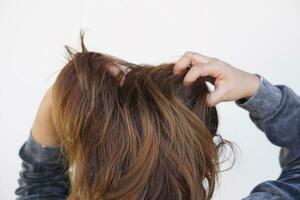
31;91;60;146
32;115;60;146
236;76;282;119
244;73;260;99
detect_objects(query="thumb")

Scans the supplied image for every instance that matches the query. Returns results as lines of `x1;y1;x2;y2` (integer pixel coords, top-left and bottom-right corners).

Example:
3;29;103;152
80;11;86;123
206;83;227;106
183;62;221;86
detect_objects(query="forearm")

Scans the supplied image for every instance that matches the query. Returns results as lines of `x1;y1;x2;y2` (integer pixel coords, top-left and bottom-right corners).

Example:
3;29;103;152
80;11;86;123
31;86;60;146
238;76;300;199
32;110;59;146
237;76;300;156
16;87;68;199
15;130;69;199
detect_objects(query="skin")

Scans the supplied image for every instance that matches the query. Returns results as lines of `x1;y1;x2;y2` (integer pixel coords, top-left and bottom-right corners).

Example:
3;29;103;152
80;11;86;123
174;51;260;106
31;86;60;146
31;51;260;146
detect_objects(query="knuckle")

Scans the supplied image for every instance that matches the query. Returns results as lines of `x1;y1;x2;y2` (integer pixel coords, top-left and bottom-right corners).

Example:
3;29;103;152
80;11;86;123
184;51;195;57
210;57;220;63
212;58;225;67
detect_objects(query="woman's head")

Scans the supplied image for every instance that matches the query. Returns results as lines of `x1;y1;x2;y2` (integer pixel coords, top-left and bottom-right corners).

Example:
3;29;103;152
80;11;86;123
52;35;230;200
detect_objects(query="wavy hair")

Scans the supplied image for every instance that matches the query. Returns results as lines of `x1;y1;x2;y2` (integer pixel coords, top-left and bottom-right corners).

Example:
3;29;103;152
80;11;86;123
52;35;232;200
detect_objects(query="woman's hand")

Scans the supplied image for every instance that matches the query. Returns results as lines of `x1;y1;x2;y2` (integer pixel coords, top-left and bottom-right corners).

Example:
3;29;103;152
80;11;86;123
174;52;260;106
31;86;60;146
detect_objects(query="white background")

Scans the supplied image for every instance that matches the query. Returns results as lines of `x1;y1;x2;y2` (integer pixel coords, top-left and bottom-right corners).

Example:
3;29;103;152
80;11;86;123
0;0;300;199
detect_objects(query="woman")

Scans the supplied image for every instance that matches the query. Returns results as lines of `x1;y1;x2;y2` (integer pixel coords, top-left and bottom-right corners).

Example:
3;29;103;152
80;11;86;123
15;40;300;199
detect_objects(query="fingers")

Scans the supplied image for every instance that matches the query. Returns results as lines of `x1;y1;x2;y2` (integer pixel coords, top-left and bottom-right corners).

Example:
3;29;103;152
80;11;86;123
174;52;240;106
107;64;126;87
183;62;222;86
206;82;228;106
173;52;212;74
119;75;126;87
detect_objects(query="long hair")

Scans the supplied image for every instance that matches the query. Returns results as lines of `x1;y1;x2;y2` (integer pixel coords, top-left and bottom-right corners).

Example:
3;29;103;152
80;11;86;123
52;35;232;200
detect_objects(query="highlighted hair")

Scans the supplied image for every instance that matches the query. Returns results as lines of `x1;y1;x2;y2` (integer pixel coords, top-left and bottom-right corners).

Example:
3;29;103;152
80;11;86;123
52;35;232;200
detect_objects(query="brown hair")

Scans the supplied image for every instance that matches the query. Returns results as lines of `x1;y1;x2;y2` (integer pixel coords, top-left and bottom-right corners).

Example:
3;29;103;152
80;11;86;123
52;35;232;200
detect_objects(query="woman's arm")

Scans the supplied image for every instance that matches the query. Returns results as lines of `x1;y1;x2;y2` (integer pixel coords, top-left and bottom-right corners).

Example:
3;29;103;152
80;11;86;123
174;52;300;199
15;87;70;199
238;77;300;200
31;86;60;146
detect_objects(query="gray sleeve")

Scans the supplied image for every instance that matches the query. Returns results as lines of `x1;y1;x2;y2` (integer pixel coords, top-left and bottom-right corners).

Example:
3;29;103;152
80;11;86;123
237;76;300;200
15;130;70;199
236;75;282;120
22;131;62;163
237;76;300;155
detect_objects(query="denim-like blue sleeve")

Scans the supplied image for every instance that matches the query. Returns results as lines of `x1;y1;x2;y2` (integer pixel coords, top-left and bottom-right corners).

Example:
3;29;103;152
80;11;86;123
237;76;300;200
15;130;70;200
